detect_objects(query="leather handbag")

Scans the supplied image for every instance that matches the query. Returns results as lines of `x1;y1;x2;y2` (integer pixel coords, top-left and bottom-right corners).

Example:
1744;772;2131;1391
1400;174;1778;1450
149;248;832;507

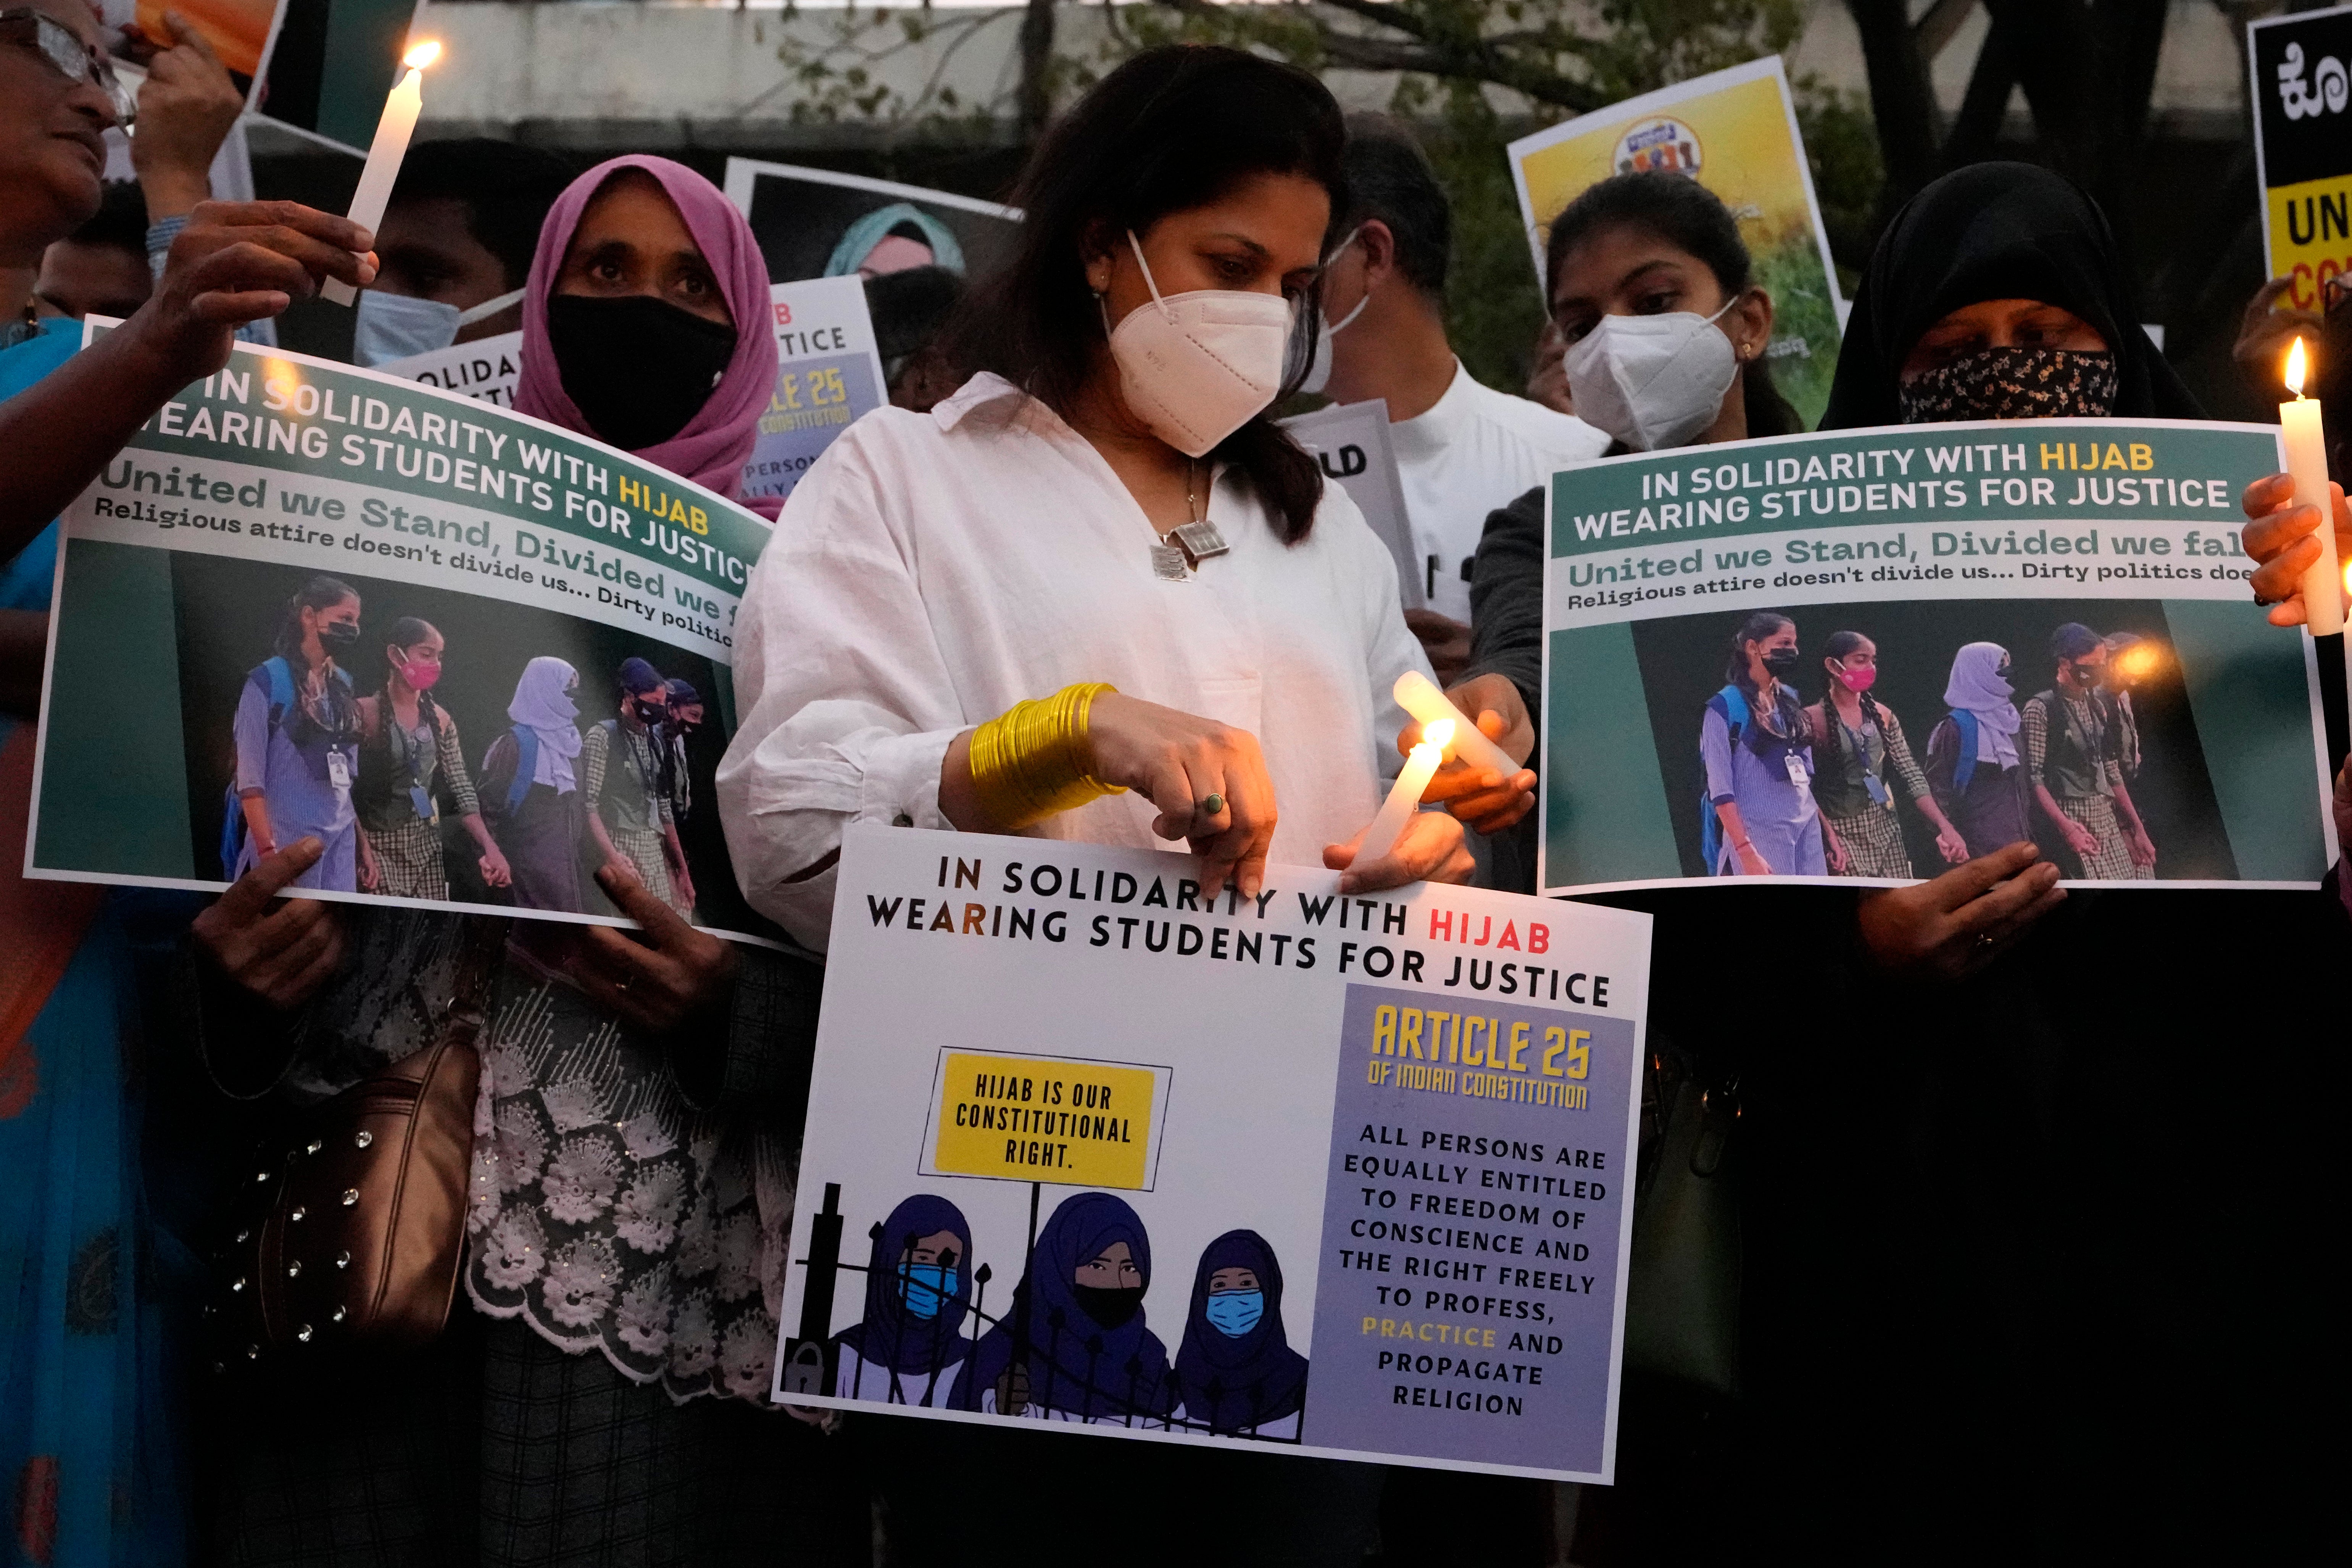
212;932;499;1363
1622;1045;1743;1398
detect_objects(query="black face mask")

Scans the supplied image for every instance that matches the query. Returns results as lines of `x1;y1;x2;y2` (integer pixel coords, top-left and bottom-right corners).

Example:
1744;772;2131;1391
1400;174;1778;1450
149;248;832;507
632;699;666;724
545;294;738;452
1762;646;1801;677
318;620;360;653
1071;1283;1145;1329
1897;346;2119;424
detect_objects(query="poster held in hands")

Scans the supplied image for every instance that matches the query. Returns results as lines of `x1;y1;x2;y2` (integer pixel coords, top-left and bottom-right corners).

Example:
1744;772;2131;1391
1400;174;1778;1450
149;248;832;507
2248;3;2352;313
24;325;792;945
382;330;523;407
722;158;1022;285
1506;56;1845;427
774;825;1649;1483
1534;418;2336;895
745;276;890;506
1280;398;1423;611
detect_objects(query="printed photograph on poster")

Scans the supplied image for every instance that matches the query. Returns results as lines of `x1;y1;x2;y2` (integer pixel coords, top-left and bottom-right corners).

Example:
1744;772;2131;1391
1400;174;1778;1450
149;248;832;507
745;276;889;506
25;327;788;946
1280;398;1424;611
1535;417;2335;895
775;827;1651;1484
722;158;1022;286
2248;3;2352;313
382;330;523;407
1506;57;1845;427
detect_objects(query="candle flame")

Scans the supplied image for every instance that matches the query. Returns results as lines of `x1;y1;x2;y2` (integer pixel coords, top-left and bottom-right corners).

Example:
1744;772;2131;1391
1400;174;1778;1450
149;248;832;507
2287;336;2308;397
1421;718;1456;753
402;40;442;70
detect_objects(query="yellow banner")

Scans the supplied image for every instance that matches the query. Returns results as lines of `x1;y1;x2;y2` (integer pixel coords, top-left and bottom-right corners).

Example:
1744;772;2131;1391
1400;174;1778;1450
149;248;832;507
2266;173;2352;309
931;1051;1157;1189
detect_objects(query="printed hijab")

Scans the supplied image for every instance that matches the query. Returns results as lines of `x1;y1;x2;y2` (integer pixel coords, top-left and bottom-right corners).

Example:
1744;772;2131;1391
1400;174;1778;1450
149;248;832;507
840;1193;974;1388
1172;1229;1308;1434
514;155;784;519
1943;641;2022;767
1820;163;2202;430
948;1191;1172;1423
507;656;582;789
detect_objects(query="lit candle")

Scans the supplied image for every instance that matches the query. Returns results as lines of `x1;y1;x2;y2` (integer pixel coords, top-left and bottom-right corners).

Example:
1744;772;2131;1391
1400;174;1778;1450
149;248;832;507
1393;670;1519;780
2280;336;2343;637
1356;719;1452;867
320;41;442;308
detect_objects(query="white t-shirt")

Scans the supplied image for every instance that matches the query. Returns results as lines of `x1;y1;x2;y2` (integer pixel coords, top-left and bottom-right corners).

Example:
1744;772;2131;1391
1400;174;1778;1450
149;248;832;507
1390;361;1609;622
718;372;1434;949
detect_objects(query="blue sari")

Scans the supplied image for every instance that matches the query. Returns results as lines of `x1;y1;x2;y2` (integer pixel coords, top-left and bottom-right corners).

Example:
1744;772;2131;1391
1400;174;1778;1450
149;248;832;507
0;319;186;1566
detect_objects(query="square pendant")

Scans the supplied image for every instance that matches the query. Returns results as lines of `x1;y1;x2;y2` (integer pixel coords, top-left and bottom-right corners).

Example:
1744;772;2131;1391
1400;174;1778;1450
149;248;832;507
1150;543;1193;581
1170;520;1230;562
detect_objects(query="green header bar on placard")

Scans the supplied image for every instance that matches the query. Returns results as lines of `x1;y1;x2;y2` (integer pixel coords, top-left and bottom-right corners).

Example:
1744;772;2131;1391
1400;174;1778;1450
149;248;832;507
87;329;767;599
1549;420;2283;560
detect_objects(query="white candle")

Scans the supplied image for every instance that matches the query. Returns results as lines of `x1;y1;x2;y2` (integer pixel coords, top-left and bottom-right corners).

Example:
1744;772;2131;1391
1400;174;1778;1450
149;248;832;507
1357;719;1452;867
320;42;441;308
2281;336;2344;637
1393;669;1519;780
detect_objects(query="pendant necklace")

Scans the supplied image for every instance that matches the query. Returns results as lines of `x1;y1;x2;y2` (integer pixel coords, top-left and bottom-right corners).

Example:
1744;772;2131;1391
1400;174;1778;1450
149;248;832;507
1150;461;1232;582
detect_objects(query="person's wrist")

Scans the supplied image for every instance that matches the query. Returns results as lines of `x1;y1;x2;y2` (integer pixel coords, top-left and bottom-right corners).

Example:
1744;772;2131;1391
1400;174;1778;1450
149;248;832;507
135;167;211;221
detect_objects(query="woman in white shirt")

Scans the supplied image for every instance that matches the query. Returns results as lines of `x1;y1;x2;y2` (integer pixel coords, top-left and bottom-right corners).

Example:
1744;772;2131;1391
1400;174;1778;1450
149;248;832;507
720;45;1473;954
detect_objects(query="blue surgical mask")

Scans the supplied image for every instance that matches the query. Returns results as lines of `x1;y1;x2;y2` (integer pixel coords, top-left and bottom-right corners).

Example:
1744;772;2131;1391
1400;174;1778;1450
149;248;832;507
1204;1289;1264;1338
355;287;526;369
899;1263;956;1320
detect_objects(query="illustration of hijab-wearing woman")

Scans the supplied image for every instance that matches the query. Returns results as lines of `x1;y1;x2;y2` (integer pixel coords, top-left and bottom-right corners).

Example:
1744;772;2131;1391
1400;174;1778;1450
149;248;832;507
822;201;966;279
229;575;363;891
480;656;586;911
948;1191;1172;1425
1170;1230;1309;1439
832;1194;975;1407
1924;641;2032;859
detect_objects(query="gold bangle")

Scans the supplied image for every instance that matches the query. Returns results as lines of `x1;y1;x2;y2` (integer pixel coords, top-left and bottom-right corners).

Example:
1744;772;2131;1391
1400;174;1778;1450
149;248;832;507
967;682;1127;829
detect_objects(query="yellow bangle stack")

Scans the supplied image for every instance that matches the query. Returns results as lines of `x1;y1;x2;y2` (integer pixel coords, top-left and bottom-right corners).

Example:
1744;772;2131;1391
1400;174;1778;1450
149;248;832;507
967;682;1127;829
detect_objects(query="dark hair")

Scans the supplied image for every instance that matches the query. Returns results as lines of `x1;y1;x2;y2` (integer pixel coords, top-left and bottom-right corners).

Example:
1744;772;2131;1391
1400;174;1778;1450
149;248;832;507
1722;611;1802;753
1340;117;1449;298
274;575;358;665
2050;622;2102;662
864;264;964;377
390;139;577;292
1818;628;1888;744
378;616;443;721
1546;172;1802;439
67;180;148;257
618;656;665;696
1725;611;1793;690
949;45;1347;545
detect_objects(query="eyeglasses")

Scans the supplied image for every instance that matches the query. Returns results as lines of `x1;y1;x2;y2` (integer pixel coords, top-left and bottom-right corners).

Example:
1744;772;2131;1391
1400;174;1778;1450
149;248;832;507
0;8;136;129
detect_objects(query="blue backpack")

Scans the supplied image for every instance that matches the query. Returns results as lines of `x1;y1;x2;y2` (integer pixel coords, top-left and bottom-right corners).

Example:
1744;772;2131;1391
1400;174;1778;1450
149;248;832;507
218;657;351;876
1947;709;1981;794
501;725;542;815
1698;684;1753;873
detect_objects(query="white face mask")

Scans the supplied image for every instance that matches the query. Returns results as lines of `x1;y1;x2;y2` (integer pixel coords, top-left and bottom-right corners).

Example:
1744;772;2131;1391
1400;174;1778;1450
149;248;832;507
1297;227;1366;397
1562;297;1742;452
354;287;527;369
1106;231;1292;458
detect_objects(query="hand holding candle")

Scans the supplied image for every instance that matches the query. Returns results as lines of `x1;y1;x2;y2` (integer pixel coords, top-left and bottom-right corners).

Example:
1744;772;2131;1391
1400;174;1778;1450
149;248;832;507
1355;719;1452;867
2279;336;2344;637
1393;670;1519;780
321;40;442;308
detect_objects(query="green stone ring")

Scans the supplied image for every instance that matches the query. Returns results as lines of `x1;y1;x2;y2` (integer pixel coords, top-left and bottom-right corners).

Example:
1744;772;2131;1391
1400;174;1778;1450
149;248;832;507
1200;793;1225;817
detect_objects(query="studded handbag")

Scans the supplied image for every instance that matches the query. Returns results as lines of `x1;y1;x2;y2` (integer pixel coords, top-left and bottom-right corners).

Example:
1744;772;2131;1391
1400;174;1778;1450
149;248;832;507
213;931;499;1362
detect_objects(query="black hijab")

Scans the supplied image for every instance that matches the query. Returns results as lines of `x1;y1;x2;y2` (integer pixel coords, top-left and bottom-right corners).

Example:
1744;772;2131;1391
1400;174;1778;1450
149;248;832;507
1820;162;2201;429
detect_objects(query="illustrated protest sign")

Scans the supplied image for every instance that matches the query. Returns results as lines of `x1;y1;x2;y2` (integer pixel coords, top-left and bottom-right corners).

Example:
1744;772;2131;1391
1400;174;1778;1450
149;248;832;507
26;326;788;945
1280;399;1423;611
745;276;890;507
775;826;1651;1483
1535;419;2334;894
2249;3;2352;312
722;158;1021;286
1506;57;1844;427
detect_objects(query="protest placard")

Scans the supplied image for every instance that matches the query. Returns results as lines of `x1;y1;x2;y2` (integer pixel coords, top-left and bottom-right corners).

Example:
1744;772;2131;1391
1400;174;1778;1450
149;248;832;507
722;158;1022;285
773;825;1649;1483
1534;419;2334;894
382;330;522;407
745;276;890;507
24;326;787;944
126;0;425;156
1507;57;1844;427
1280;399;1423;611
2249;3;2352;312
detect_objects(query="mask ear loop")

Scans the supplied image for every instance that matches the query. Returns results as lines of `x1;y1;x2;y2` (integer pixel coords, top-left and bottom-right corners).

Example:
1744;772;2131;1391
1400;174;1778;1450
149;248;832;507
1127;230;1177;323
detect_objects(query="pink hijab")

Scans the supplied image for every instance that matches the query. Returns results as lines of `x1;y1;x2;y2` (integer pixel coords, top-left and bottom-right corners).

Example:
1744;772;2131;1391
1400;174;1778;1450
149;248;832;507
514;155;783;520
